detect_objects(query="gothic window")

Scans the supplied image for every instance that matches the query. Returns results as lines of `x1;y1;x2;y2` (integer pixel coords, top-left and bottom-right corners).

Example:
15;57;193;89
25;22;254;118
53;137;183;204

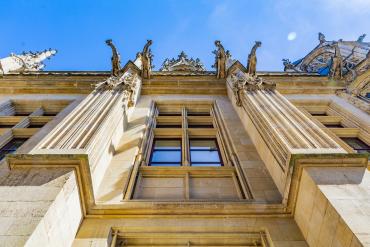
147;103;226;167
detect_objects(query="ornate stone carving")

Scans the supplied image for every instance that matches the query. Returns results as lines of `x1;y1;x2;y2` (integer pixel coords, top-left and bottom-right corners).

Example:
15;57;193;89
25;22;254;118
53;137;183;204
329;43;343;79
160;51;205;72
105;39;121;77
318;32;326;44
246;41;261;76
282;59;299;72
0;49;56;74
213;40;227;79
230;71;276;107
140;40;153;79
283;33;369;77
336;90;370;114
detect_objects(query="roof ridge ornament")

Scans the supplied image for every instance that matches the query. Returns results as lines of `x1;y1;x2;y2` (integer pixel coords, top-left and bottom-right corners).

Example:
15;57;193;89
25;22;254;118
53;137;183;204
160;51;205;72
0;49;57;75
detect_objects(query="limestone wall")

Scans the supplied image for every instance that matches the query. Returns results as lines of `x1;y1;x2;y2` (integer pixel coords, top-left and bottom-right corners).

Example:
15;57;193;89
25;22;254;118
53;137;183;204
295;167;369;246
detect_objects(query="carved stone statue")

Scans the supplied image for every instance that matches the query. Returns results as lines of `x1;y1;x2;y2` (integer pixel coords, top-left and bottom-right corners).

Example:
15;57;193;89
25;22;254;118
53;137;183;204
246;41;261;76
105;39;121;77
329;43;343;80
213;40;226;79
141;40;153;79
357;34;366;42
0;49;57;75
318;32;326;44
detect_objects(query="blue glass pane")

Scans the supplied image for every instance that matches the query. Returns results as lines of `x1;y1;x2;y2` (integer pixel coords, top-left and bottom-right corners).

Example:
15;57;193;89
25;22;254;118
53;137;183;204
191;163;222;167
151;150;181;162
190;139;217;150
154;140;181;150
190;150;220;163
150;163;181;167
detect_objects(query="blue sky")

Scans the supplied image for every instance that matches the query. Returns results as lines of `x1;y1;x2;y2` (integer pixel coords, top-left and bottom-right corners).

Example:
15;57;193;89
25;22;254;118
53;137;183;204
1;0;369;71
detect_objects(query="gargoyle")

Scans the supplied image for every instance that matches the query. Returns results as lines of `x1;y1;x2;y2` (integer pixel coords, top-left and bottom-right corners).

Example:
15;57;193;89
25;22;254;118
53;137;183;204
246;41;261;76
105;39;121;77
141;40;153;79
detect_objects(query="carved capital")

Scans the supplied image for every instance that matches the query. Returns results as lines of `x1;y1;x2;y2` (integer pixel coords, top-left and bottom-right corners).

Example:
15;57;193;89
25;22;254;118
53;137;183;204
94;69;140;108
230;71;276;107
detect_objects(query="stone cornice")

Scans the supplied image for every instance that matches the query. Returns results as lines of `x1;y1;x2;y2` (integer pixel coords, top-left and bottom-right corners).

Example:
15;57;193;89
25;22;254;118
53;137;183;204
0;71;345;95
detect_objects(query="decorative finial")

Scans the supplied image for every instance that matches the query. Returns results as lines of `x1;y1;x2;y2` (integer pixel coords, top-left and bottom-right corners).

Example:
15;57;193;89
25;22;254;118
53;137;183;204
105;39;121;77
246;41;261;76
0;48;57;74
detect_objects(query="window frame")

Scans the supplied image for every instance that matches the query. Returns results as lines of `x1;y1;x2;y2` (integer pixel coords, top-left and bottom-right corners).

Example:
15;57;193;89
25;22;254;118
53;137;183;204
189;138;223;167
148;138;182;167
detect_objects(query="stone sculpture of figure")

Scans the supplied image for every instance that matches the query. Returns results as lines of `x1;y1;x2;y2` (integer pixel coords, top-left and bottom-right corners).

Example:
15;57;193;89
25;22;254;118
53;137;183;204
329;43;343;80
214;40;226;79
141;40;153;79
318;32;326;44
105;39;121;77
246;41;261;76
357;34;366;42
0;49;57;75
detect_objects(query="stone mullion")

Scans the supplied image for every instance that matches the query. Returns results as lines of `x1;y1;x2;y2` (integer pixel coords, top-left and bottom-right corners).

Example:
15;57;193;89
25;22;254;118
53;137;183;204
272;91;340;149
260;91;314;148
74;91;121;149
0;100;15;116
60;91;111;149
29;107;44;117
41;92;98;149
182;107;189;166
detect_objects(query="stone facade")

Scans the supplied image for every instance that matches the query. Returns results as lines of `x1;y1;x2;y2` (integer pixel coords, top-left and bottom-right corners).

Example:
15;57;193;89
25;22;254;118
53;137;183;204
0;40;369;247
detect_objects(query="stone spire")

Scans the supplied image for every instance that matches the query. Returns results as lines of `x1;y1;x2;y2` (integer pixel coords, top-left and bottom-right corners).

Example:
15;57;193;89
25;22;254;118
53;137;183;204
0;49;57;74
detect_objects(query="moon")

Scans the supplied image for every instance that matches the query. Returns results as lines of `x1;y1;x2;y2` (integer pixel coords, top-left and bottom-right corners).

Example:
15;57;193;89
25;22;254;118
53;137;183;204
287;32;297;41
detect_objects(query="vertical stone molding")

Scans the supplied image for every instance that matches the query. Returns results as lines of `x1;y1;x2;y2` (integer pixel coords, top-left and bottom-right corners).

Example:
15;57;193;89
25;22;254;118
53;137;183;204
228;70;345;171
34;69;142;167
